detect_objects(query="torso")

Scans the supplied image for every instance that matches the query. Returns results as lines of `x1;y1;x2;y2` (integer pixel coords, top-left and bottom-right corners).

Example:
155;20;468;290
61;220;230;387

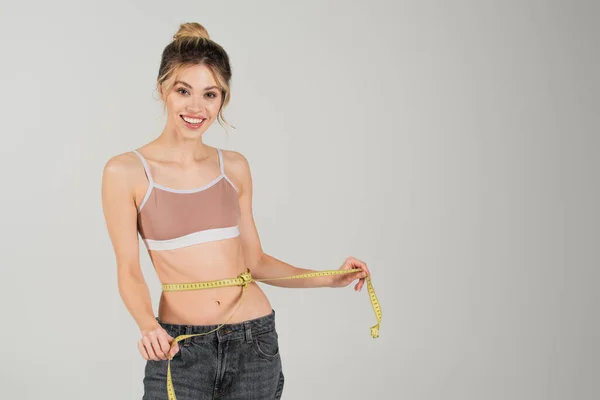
131;145;272;325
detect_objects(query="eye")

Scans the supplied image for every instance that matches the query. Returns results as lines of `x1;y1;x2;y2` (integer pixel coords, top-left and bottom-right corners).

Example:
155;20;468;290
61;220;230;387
206;92;218;98
176;88;189;95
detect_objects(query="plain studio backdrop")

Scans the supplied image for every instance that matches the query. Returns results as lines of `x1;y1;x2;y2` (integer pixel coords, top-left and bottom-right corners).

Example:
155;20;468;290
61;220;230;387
0;1;598;399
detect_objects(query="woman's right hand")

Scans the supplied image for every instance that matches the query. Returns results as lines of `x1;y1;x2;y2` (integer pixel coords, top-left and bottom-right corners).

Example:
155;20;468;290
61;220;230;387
138;325;180;361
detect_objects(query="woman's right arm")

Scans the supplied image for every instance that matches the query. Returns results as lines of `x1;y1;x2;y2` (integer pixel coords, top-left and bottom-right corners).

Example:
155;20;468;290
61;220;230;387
101;154;178;360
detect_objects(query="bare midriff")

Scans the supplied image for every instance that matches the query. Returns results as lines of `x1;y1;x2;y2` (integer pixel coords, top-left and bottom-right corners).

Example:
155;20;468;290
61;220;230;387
147;236;273;326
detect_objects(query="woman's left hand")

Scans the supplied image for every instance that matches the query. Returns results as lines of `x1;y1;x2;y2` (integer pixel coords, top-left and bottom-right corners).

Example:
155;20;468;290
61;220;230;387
329;256;371;291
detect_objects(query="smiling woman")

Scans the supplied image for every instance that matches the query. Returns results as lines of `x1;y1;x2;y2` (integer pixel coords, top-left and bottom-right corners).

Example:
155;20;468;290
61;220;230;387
101;21;373;400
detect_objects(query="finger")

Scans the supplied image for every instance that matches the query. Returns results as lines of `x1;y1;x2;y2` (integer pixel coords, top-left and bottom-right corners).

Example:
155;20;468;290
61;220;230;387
348;257;360;268
138;339;150;360
362;262;371;276
344;259;357;271
168;336;180;357
355;277;363;290
151;336;168;360
345;256;360;270
352;258;368;275
349;265;364;277
170;342;180;358
355;268;366;280
142;336;159;361
157;333;172;358
348;272;362;287
350;257;369;275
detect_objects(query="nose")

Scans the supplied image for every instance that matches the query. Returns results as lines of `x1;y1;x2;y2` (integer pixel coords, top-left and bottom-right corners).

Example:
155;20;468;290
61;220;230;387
186;93;205;112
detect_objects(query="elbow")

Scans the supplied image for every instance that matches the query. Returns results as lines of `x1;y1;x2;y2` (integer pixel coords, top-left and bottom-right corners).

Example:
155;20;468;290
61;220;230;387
116;268;146;298
116;261;144;284
256;250;266;265
247;248;265;272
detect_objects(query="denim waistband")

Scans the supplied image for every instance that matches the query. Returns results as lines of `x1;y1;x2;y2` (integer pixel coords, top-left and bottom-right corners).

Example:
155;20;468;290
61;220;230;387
156;309;277;343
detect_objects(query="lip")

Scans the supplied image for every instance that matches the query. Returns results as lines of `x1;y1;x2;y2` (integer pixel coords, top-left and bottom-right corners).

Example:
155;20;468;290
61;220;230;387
180;115;206;129
180;115;206;120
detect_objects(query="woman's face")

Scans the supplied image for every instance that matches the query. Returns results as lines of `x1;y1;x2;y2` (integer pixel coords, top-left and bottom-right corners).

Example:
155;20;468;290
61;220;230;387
162;64;222;137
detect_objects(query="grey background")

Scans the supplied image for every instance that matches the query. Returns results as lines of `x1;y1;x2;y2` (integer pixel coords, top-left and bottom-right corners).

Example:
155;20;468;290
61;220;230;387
0;0;598;399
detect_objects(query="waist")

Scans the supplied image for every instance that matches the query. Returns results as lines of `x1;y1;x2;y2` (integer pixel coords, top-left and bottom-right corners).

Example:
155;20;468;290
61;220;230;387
158;281;272;325
156;309;277;344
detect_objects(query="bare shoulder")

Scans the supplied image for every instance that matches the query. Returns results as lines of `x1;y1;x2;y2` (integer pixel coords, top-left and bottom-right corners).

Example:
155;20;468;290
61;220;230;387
221;148;250;170
220;149;252;193
102;151;144;184
101;150;150;211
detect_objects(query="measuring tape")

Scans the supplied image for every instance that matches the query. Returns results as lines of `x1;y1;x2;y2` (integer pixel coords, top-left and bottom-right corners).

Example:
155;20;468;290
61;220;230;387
159;267;382;400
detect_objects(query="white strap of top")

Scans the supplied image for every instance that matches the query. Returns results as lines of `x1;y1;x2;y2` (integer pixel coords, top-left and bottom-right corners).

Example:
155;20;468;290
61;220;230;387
132;150;154;185
217;148;225;175
134;149;224;184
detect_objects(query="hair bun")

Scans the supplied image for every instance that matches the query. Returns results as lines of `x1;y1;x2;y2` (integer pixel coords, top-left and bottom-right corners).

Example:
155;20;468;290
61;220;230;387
173;22;210;41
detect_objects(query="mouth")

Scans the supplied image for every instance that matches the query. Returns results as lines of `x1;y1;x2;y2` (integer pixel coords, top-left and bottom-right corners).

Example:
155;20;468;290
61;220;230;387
180;115;206;129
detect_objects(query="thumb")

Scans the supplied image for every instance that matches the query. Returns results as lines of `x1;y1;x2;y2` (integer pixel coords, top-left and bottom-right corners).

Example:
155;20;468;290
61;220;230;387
169;341;180;357
166;334;179;354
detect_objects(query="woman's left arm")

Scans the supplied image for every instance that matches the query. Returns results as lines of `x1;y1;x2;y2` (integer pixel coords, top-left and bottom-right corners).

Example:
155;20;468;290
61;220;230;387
230;150;370;291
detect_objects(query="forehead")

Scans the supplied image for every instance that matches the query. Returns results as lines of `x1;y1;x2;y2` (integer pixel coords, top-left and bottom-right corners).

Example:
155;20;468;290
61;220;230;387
176;64;218;87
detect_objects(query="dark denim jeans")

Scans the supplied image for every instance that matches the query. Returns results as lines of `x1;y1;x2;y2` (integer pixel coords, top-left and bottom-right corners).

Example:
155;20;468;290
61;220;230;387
143;309;284;399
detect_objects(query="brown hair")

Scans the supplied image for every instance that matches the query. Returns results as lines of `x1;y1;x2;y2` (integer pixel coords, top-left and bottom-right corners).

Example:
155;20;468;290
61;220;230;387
156;22;234;130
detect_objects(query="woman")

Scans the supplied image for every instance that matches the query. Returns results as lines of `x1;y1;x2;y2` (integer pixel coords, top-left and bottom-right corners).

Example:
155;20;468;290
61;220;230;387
101;22;371;399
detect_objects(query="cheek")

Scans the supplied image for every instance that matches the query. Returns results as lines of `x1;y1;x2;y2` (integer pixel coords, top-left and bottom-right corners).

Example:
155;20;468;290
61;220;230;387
207;102;221;116
168;96;186;110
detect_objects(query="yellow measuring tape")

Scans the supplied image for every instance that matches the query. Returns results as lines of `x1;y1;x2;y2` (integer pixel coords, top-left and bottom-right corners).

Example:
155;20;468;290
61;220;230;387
160;268;382;400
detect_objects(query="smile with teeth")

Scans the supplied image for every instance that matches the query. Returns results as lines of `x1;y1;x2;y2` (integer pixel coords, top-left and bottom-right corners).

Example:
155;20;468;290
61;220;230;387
181;116;205;124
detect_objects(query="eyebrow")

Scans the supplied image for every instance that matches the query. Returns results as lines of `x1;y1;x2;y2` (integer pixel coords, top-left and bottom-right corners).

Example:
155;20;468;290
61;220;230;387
174;81;219;91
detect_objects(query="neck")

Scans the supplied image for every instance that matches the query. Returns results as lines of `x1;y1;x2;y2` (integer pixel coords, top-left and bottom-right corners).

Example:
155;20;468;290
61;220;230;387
153;128;210;164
